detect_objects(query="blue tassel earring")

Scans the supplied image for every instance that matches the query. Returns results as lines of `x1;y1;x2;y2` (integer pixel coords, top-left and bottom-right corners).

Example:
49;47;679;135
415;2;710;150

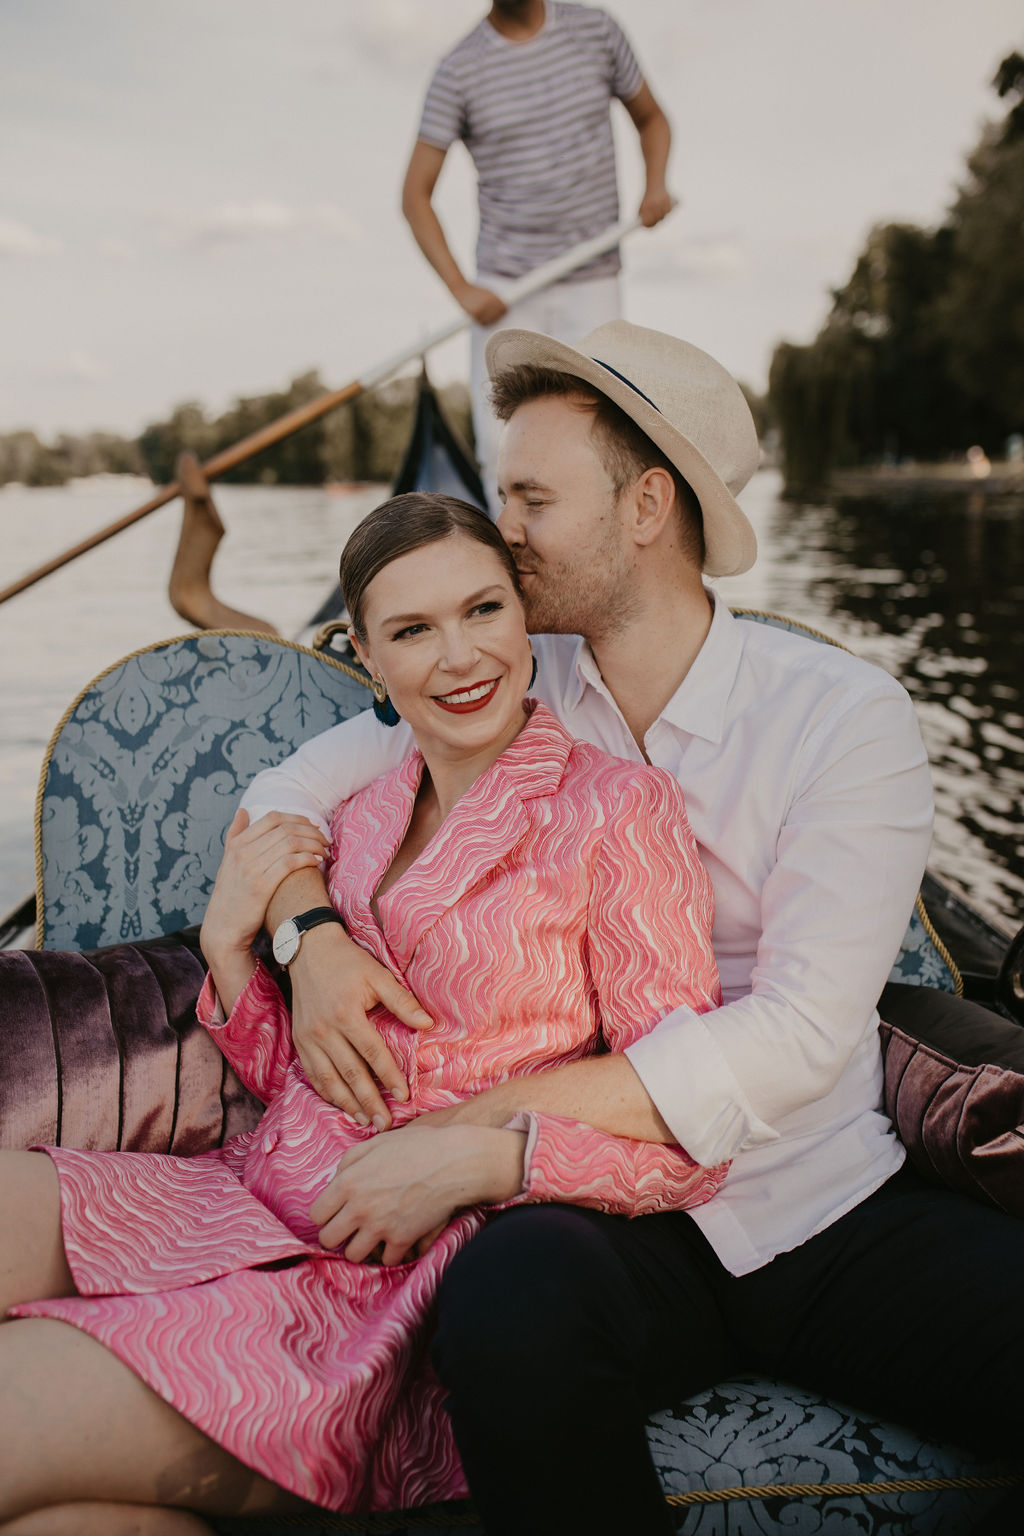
371;674;401;728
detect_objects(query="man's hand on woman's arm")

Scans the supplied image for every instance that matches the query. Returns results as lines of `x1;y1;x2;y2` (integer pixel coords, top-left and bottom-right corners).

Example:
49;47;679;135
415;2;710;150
415;1052;675;1143
266;866;432;1129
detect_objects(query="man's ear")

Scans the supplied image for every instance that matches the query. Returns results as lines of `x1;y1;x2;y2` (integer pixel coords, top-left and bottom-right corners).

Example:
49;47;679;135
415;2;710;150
631;466;677;547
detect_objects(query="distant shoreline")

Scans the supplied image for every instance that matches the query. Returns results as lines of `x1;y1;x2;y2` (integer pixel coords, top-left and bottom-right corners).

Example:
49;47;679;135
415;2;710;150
830;462;1024;496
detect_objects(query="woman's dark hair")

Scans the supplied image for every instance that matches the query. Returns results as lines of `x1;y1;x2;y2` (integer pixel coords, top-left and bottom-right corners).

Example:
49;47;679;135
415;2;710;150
340;492;523;642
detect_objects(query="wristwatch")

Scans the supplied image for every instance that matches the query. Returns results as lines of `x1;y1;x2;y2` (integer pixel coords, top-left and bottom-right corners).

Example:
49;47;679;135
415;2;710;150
271;906;344;967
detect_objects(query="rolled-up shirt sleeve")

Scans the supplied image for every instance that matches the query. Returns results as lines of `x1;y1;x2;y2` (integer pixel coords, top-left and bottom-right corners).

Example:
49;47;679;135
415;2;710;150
625;686;934;1166
240;709;414;838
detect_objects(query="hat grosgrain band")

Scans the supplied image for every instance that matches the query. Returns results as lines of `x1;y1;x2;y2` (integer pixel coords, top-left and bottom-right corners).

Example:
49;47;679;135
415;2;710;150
485;320;760;578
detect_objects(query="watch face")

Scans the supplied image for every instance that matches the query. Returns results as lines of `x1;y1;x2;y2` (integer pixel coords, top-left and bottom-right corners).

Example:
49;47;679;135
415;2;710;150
272;918;301;967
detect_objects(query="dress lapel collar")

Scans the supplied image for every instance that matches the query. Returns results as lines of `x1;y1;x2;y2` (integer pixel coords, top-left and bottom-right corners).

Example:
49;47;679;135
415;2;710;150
377;702;573;972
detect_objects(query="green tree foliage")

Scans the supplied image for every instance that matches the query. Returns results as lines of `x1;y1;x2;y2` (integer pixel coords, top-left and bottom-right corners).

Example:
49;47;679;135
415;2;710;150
136;372;474;487
0;428;144;487
769;52;1024;491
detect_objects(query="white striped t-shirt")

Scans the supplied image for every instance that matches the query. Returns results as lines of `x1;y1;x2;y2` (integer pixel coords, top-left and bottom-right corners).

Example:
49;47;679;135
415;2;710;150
417;2;643;283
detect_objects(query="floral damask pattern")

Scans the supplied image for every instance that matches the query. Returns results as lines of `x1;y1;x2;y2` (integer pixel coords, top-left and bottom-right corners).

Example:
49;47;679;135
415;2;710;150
40;635;373;951
888;907;957;992
648;1378;1003;1533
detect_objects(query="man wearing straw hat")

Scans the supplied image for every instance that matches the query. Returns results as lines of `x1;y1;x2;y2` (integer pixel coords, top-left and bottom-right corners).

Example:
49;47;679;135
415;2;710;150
401;0;672;506
244;321;1024;1533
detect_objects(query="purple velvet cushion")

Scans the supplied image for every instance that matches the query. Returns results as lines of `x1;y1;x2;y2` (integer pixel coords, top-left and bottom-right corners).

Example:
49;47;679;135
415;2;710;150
0;929;262;1155
880;1020;1024;1217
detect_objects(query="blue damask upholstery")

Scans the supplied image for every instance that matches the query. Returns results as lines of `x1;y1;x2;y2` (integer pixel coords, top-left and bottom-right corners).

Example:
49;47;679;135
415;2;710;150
37;632;373;951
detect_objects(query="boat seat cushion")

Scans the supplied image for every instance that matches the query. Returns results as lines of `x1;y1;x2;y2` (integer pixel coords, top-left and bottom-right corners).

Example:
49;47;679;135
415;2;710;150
0;929;261;1155
36;631;374;952
880;985;1024;1217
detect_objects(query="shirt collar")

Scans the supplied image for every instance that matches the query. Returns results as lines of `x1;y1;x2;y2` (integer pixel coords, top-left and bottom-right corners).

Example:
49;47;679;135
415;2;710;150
565;590;745;745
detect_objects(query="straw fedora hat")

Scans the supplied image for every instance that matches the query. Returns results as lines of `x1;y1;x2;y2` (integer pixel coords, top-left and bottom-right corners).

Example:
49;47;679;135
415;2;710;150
485;320;760;577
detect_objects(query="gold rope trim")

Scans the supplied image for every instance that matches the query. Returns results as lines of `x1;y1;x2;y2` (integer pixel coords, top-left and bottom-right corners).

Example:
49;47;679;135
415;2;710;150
731;605;854;653
33;629;372;948
664;1470;1024;1507
731;608;964;998
913;890;965;998
216;1470;1024;1528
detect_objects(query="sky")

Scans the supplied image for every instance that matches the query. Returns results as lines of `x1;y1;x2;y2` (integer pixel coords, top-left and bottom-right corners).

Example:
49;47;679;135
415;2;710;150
1;0;1021;439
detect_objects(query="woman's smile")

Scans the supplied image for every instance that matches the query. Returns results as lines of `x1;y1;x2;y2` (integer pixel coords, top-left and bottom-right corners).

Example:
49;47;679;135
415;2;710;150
432;678;501;713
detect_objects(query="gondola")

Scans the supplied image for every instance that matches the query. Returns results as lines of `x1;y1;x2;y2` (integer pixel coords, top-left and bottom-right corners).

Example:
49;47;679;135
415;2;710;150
2;369;1023;1535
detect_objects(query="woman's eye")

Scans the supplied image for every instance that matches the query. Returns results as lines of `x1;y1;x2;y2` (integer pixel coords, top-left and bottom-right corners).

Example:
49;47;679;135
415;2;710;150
391;623;426;641
471;600;503;617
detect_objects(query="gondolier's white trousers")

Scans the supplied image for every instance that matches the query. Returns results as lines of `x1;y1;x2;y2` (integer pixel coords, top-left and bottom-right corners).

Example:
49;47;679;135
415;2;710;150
471;271;622;515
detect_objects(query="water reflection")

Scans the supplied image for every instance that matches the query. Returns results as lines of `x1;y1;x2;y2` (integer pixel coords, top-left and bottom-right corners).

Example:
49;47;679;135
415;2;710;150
739;484;1023;930
1;474;1021;934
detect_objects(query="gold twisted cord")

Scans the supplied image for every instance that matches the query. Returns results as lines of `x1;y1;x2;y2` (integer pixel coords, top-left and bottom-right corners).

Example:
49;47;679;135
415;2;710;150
913;890;965;998
664;1470;1024;1507
214;1470;1024;1529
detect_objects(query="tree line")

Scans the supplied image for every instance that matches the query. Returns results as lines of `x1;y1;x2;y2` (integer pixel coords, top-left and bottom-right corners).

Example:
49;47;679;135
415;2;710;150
0;373;473;490
768;51;1024;492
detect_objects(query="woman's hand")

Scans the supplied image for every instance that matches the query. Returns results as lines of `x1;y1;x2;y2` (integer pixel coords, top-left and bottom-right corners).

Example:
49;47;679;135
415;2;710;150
310;1123;527;1266
200;808;329;1012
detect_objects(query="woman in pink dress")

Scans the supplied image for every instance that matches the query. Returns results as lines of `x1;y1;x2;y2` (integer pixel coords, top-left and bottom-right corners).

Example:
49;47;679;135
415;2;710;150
0;493;725;1535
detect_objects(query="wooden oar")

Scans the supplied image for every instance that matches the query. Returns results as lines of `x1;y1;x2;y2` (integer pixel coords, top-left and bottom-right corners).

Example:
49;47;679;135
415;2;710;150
0;216;645;609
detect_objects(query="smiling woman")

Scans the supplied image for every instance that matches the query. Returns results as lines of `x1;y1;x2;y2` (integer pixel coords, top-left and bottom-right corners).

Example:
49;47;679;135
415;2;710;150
342;493;534;817
0;490;726;1531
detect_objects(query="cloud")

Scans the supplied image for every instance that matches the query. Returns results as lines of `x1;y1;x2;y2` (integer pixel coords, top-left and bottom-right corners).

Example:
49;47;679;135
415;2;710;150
0;218;61;258
51;350;108;384
631;236;750;283
98;237;138;263
179;199;365;249
347;4;474;74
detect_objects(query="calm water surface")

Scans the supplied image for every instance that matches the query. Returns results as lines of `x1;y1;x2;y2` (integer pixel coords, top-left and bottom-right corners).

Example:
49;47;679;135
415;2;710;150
1;471;1021;934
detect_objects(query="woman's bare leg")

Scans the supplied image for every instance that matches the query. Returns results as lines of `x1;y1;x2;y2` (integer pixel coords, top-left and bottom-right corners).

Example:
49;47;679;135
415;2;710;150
2;1502;215;1534
0;1318;312;1527
0;1151;73;1314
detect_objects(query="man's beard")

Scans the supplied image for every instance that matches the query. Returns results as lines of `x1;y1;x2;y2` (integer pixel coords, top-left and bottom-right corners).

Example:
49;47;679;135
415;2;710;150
520;549;640;643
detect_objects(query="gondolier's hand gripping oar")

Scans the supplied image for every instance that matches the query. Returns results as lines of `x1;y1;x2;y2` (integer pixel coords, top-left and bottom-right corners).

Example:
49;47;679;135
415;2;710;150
359;211;656;388
0;213;671;608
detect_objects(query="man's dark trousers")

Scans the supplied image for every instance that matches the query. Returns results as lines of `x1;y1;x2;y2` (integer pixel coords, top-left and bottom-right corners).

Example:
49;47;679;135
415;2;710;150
432;1163;1024;1535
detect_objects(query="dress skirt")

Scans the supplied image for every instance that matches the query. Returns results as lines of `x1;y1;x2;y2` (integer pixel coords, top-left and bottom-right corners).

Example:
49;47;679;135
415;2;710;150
13;1141;477;1512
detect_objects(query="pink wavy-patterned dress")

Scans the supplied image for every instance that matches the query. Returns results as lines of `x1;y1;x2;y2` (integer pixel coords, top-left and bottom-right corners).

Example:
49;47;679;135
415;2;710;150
15;703;724;1512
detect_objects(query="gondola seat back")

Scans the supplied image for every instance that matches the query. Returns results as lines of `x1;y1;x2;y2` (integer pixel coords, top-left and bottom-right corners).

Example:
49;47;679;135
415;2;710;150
35;631;373;952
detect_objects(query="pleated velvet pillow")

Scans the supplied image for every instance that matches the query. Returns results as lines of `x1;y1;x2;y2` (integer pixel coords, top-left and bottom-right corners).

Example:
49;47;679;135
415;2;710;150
0;929;262;1155
879;984;1024;1217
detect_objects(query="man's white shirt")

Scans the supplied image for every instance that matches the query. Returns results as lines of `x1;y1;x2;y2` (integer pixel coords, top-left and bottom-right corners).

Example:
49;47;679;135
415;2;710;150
241;595;933;1275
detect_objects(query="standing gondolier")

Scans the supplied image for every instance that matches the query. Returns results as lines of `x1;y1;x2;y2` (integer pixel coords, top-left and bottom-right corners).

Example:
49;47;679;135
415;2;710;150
401;0;672;508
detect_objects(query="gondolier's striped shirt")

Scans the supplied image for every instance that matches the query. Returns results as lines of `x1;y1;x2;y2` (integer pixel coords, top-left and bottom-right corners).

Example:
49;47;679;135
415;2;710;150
417;2;643;284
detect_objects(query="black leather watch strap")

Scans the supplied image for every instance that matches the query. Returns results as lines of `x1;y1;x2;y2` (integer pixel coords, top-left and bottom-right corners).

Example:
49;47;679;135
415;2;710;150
292;907;344;936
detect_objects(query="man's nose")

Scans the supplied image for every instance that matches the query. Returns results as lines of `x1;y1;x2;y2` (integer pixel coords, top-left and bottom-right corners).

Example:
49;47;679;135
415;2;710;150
495;501;522;546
